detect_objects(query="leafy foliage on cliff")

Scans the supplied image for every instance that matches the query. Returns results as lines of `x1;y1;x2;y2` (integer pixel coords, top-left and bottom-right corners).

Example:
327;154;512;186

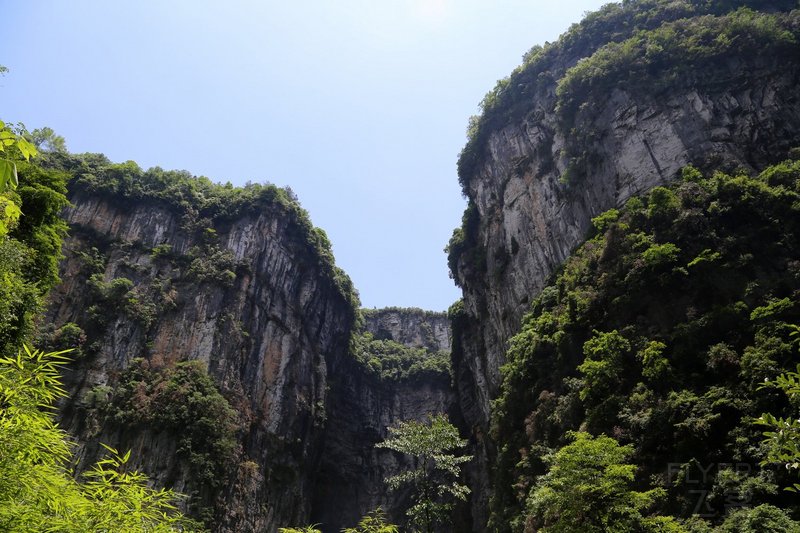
44;151;359;311
96;358;242;489
457;0;800;192
0;347;201;532
490;161;800;530
351;331;450;382
755;359;800;492
445;200;482;288
0;153;69;355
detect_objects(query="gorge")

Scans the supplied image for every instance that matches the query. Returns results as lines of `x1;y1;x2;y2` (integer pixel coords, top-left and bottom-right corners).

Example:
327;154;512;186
3;1;800;532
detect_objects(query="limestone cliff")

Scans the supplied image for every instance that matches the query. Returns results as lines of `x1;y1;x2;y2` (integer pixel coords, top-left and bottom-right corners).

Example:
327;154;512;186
448;3;800;528
363;307;451;352
46;177;357;531
44;163;457;531
312;308;457;531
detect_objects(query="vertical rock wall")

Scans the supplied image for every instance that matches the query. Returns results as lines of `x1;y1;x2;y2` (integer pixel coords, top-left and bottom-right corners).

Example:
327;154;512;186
451;49;800;533
47;197;459;532
48;191;355;531
311;308;458;532
363;308;451;352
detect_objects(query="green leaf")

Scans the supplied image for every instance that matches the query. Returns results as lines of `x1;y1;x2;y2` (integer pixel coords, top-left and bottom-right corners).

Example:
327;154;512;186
0;159;17;190
16;137;37;161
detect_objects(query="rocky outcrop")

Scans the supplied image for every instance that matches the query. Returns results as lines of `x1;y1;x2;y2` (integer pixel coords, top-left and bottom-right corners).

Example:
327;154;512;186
48;190;356;531
363;308;450;352
312;360;457;532
46;189;458;531
450;14;800;531
312;308;458;532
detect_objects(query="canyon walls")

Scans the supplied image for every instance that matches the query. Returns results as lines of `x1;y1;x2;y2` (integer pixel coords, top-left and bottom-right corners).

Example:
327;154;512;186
448;5;800;528
46;184;355;531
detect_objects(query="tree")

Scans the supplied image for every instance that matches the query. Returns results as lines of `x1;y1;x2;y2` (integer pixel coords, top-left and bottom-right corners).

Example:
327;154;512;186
341;508;399;533
756;333;800;492
0;119;37;193
714;504;800;532
0;119;37;238
28;126;67;153
0;346;202;531
376;414;471;533
526;432;683;532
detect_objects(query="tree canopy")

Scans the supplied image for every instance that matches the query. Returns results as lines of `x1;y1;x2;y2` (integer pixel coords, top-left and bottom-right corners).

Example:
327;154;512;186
377;414;471;532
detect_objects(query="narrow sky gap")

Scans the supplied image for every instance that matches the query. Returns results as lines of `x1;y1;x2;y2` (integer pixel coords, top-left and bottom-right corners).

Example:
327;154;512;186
2;0;608;311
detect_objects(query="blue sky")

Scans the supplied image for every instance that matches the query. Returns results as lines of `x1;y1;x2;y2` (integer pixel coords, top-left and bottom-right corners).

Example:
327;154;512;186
3;0;608;311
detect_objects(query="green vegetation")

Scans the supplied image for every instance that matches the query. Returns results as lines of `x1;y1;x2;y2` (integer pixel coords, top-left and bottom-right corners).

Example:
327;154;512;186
701;505;800;532
83;358;242;524
27;126;67;154
86;272;165;330
0;119;37;197
445;200;481;286
185;242;239;286
37;322;88;360
0;129;68;355
377;414;471;532
361;307;447;321
490;161;800;529
527;432;681;532
281;509;398;533
351;332;450;382
97;359;241;489
0;346;201;532
457;1;799;192
756;355;800;492
341;509;400;533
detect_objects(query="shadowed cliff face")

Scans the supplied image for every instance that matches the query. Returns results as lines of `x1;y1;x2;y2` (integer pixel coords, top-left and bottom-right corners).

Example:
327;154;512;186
450;24;800;533
312;308;459;532
456;61;800;422
47;190;355;531
46;190;459;532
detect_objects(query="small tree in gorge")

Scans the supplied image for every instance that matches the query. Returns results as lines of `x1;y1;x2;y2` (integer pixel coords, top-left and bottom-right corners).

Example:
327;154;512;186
377;414;471;533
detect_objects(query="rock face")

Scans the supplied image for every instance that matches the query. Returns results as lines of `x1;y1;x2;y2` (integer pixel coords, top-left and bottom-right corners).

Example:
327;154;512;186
363;308;451;352
48;190;355;531
450;29;800;533
312;308;458;532
47;193;457;531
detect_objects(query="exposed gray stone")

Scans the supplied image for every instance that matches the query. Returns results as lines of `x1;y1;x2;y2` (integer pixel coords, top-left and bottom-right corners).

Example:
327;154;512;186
451;59;800;529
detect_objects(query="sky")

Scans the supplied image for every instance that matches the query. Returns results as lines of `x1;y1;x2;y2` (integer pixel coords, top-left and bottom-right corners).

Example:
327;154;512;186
3;0;609;311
